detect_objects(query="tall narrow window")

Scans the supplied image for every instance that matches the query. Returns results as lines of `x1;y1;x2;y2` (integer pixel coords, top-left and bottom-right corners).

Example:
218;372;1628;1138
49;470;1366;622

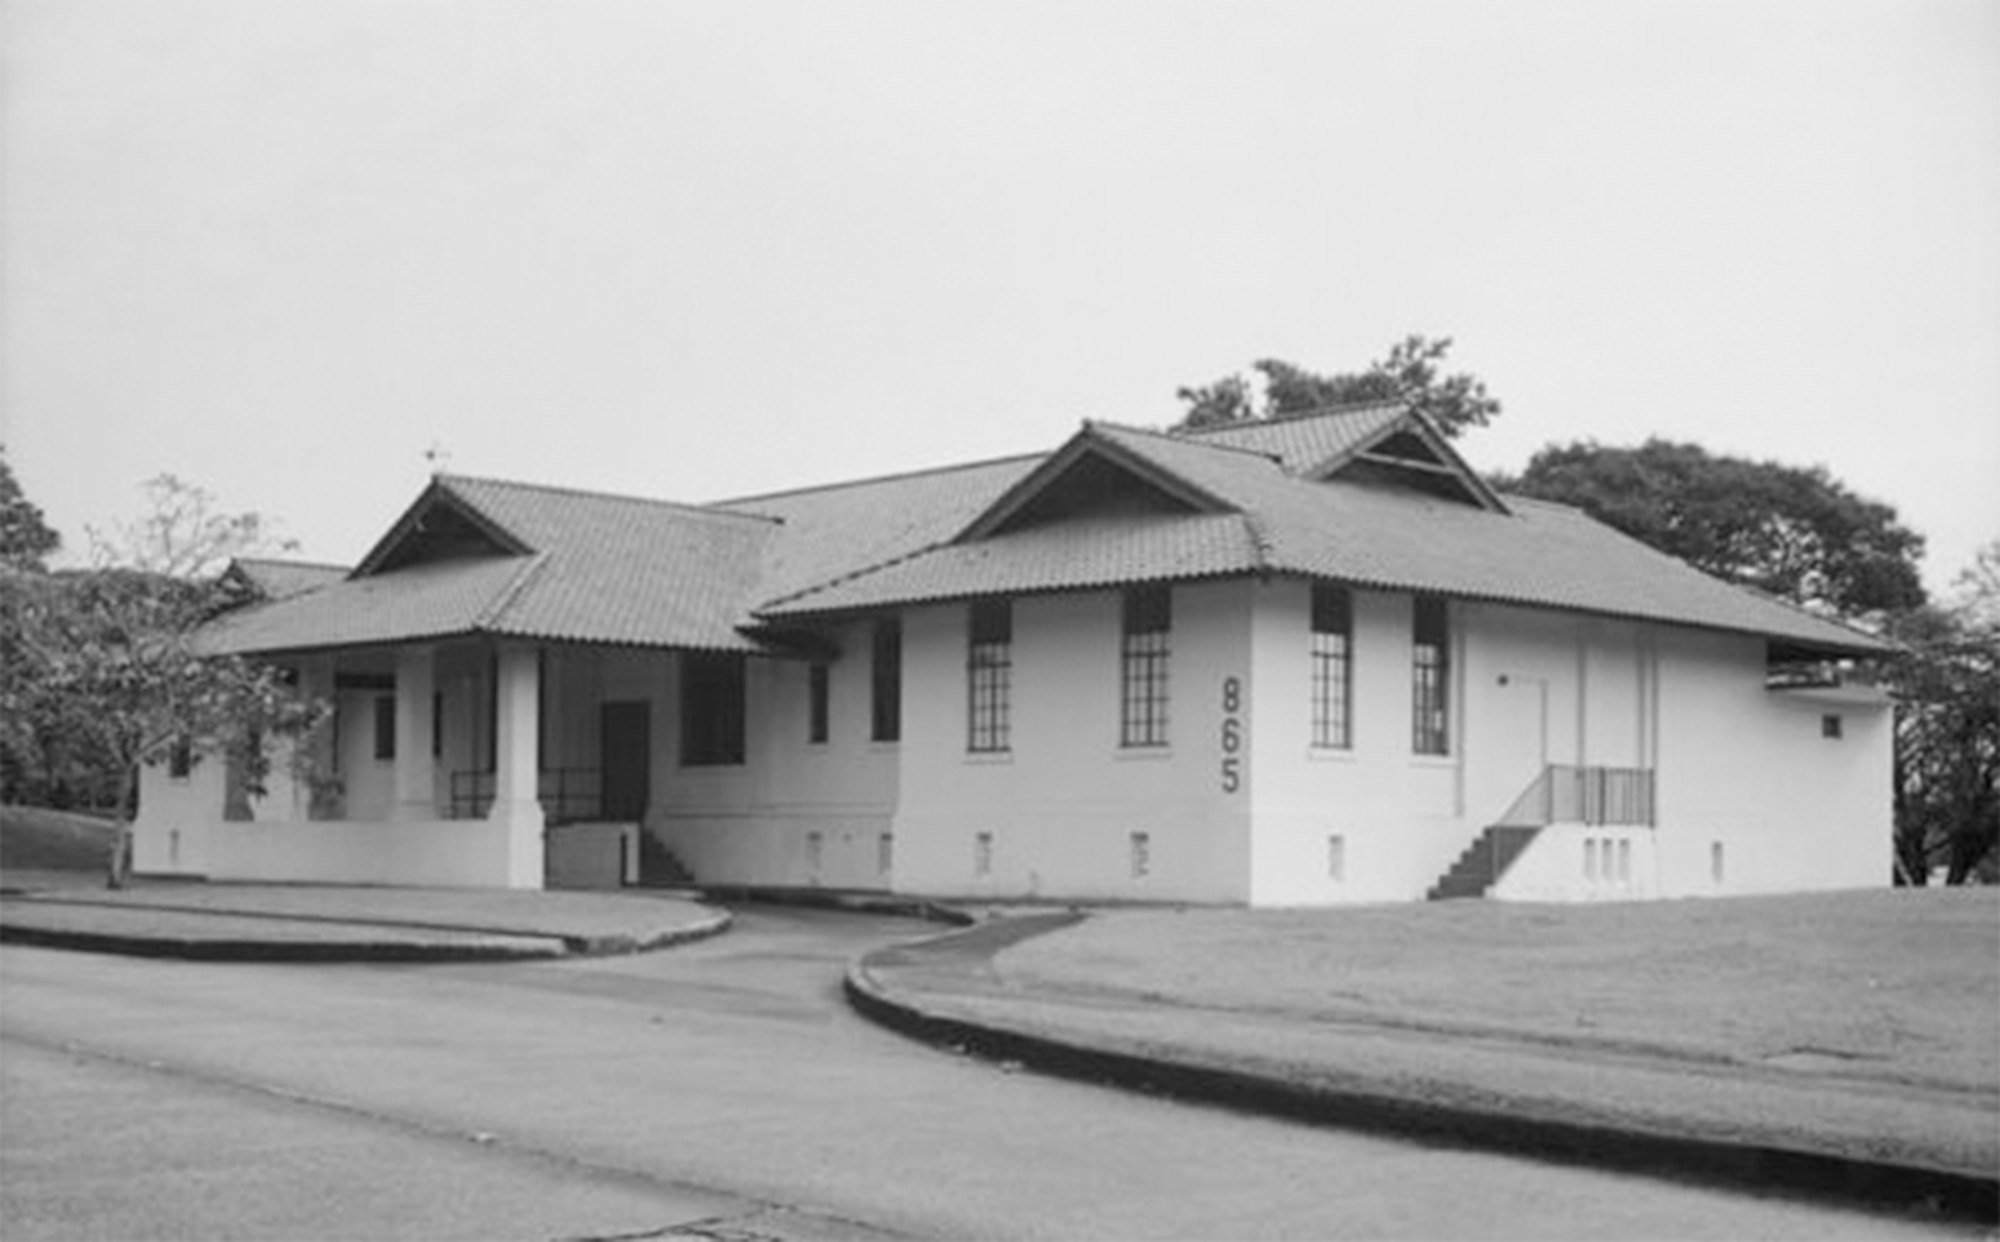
1120;585;1172;748
431;691;444;759
807;662;830;744
871;619;902;743
1412;596;1450;755
484;652;499;773
168;736;194;779
1310;583;1353;749
373;694;397;761
681;652;746;766
967;599;1012;753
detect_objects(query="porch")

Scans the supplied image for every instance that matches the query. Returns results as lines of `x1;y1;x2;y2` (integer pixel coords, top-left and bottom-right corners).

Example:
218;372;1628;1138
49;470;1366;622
138;640;687;890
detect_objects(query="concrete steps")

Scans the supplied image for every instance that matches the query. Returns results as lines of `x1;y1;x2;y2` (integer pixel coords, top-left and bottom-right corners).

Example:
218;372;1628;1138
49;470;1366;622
1427;826;1541;900
633;831;695;888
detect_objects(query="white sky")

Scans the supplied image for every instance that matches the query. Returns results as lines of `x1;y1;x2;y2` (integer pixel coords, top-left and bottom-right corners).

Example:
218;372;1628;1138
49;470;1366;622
4;0;1995;592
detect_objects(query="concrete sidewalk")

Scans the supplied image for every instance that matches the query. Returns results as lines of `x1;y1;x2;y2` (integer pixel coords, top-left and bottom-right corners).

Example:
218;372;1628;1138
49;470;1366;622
847;911;1999;1224
0;876;729;961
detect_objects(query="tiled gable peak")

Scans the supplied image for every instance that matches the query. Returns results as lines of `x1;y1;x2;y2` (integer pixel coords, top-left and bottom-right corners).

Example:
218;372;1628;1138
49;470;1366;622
955;423;1237;543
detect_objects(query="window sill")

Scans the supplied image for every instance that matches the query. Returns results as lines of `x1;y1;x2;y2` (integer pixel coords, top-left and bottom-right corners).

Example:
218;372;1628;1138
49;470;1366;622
1113;747;1175;762
1306;747;1358;764
964;751;1014;765
1408;753;1456;768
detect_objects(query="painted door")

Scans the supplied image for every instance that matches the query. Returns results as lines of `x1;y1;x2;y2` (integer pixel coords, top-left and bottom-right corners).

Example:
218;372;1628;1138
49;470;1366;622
600;701;651;822
1475;675;1550;825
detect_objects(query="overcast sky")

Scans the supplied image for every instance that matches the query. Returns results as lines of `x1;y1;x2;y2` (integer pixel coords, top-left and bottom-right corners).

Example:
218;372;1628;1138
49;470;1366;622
4;0;1995;592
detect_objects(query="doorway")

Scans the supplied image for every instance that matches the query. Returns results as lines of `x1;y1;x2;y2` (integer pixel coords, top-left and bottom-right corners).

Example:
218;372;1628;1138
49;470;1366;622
600;701;651;822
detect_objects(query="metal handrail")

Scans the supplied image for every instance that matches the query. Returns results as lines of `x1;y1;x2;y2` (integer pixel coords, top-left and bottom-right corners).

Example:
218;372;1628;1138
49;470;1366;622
446;766;605;824
1495;764;1655;828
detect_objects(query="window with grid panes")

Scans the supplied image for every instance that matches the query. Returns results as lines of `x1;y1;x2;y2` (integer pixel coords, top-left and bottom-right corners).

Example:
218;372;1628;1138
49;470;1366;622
1310;583;1353;749
967;599;1012;752
1412;596;1449;755
682;652;746;765
1120;586;1172;747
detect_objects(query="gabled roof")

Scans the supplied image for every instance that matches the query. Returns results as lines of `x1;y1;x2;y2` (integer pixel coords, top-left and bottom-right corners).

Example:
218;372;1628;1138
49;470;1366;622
356;480;534;575
436;476;777;648
201;404;1891;660
761;413;1889;657
955;425;1239;542
206;476;780;655
1184;400;1507;511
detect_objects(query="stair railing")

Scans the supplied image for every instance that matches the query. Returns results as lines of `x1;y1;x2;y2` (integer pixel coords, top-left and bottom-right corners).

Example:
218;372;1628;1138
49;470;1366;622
1493;765;1656;828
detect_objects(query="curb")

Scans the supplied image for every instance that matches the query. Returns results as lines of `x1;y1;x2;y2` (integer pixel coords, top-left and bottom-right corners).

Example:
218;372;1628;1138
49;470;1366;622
0;900;734;963
0;922;566;963
696;885;974;926
572;907;734;957
845;918;2000;1227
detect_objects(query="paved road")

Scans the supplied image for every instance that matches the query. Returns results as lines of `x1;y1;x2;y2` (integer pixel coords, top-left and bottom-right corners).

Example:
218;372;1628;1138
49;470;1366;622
0;905;1972;1240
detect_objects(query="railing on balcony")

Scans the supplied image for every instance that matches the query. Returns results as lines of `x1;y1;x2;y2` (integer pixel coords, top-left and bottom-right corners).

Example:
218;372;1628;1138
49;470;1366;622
447;767;604;825
1494;764;1656;828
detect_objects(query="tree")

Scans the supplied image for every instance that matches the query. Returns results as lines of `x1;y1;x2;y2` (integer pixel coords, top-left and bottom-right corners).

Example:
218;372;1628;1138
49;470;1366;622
1174;335;1502;437
0;475;327;886
1885;543;2000;885
1;447;60;571
1494;439;1927;618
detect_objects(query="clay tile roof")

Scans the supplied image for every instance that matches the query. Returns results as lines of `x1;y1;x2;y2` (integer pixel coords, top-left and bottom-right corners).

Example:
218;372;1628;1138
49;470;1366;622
761;414;1887;656
198;405;1891;660
437;476;776;650
713;453;1044;605
201;555;537;655
760;512;1262;613
1178;399;1408;475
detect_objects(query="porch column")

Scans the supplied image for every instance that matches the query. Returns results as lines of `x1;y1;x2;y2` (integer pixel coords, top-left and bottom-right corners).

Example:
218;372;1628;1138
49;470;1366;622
487;642;545;888
392;646;437;821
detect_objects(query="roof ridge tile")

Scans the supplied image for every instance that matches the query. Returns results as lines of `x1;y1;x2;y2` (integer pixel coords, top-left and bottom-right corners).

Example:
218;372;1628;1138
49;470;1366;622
1176;396;1409;436
710;450;1047;509
232;555;351;572
474;552;553;629
1085;419;1286;465
440;473;781;526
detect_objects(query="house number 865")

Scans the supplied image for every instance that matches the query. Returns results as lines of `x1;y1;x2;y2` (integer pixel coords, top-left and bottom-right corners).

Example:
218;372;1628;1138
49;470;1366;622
1220;676;1244;794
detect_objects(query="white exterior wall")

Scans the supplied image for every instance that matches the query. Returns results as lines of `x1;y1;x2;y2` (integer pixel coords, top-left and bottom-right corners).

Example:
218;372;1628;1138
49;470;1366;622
1246;582;1463;904
892;580;1255;903
656;621;899;887
1651;628;1890;897
133;755;222;876
131;580;1892;902
204;818;535;886
1491;823;1660;901
1247;584;1683;905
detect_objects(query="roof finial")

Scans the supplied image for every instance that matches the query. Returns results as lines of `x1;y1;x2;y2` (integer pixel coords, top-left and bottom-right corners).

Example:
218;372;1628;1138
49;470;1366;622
423;440;452;476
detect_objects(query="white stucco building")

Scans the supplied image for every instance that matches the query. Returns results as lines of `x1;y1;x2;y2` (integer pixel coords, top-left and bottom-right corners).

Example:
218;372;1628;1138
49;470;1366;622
134;402;1893;903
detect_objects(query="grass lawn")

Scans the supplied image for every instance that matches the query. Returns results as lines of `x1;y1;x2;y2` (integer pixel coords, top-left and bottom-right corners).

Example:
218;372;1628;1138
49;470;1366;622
0;805;116;874
997;888;2000;1091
